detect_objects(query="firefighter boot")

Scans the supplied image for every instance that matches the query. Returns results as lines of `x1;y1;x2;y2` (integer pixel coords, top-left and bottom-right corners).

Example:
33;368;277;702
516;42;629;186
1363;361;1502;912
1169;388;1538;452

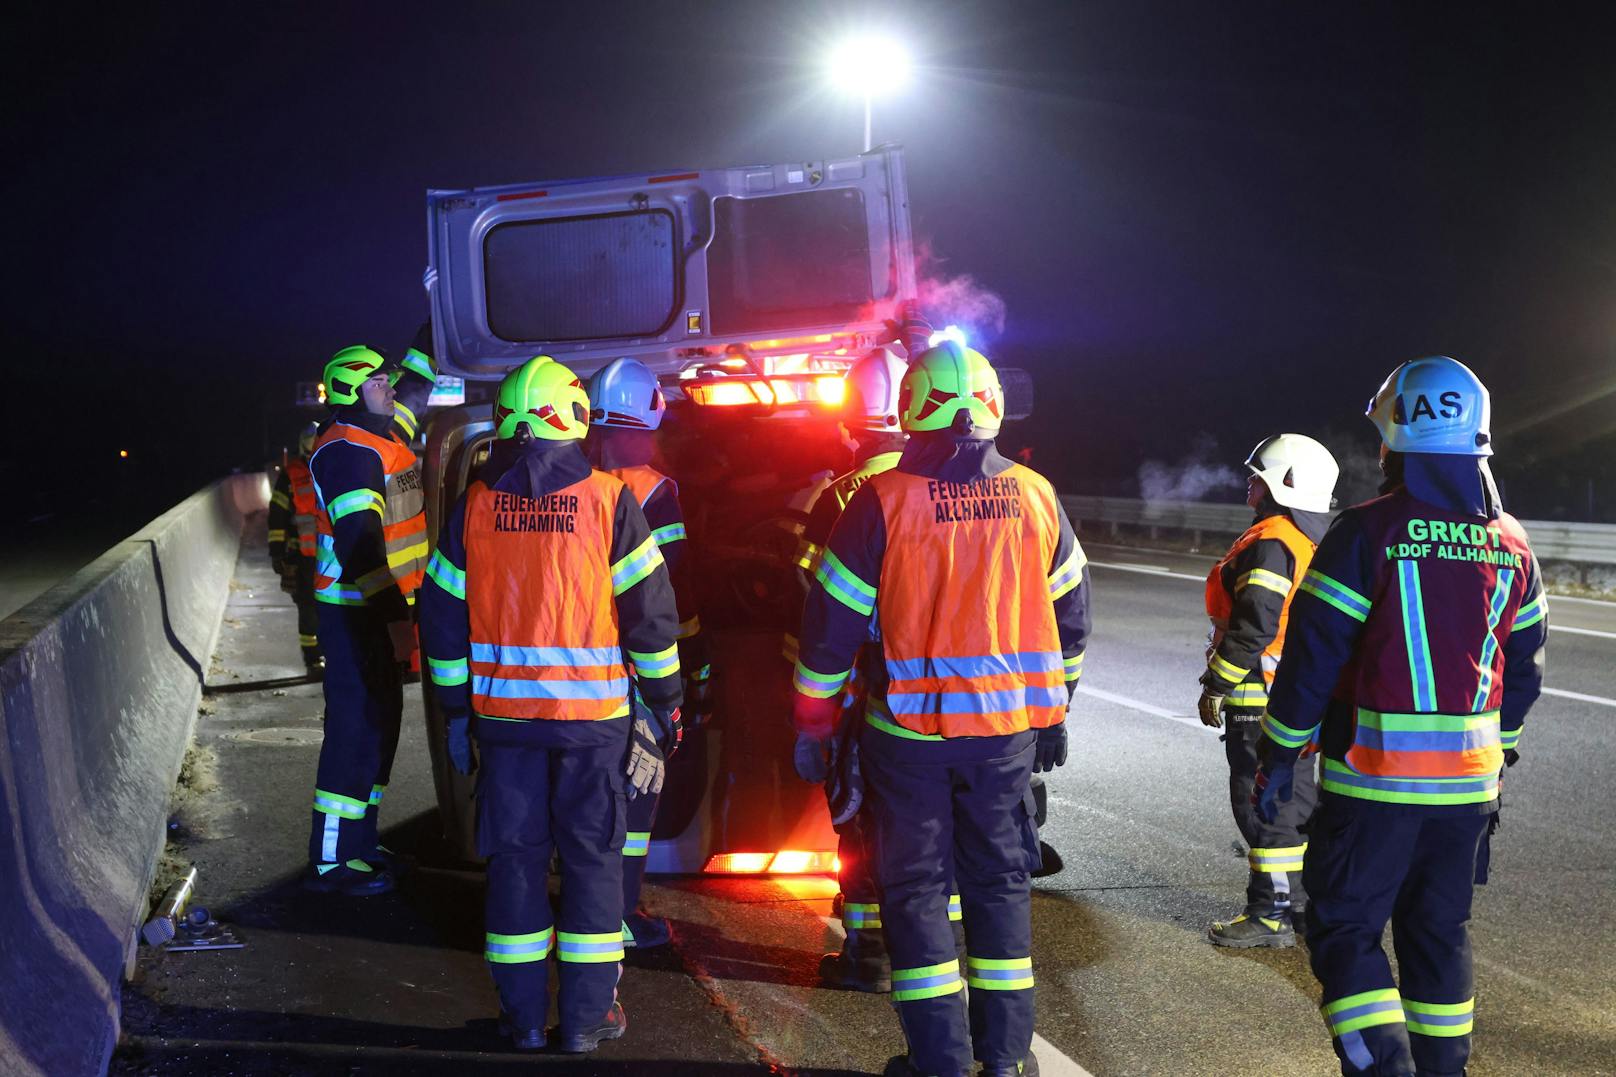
496;1012;545;1051
819;927;892;992
1208;910;1295;948
623;910;671;949
303;859;394;897
981;1055;1041;1077
557;1001;628;1054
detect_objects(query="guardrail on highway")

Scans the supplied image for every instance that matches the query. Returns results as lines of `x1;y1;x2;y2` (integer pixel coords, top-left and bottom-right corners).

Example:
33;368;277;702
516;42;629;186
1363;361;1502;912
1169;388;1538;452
1060;494;1616;566
0;473;267;1077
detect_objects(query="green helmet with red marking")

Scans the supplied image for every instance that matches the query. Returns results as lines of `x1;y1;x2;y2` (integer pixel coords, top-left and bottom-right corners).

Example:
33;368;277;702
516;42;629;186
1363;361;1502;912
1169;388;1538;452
322;345;389;406
494;356;589;441
898;341;1004;435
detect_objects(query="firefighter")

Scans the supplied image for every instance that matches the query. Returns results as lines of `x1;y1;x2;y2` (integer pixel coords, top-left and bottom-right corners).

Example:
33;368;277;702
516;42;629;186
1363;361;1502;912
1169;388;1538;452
304;333;437;895
584;356;710;950
269;422;324;672
1257;356;1547;1077
1199;433;1338;948
794;342;1090;1077
419;357;683;1052
789;347;912;992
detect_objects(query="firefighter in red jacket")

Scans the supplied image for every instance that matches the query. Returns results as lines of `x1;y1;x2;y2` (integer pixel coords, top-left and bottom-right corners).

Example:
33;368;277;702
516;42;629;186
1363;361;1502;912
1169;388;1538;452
269;422;324;671
790;347;914;992
584;356;710;950
1259;357;1547;1077
794;343;1090;1077
304;328;437;895
1199;433;1338;948
420;357;682;1053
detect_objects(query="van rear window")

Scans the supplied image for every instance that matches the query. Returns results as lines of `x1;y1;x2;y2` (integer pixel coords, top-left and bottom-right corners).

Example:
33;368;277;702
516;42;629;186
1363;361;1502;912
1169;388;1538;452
483;210;677;342
709;189;875;333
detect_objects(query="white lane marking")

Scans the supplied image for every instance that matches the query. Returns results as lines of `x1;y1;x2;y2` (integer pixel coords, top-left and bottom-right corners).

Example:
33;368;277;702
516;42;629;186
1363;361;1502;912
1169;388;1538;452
1552;624;1616;640
1090;560;1203;582
1541;686;1616;708
1546;594;1616;607
817;919;1098;1076
1075;684;1207;730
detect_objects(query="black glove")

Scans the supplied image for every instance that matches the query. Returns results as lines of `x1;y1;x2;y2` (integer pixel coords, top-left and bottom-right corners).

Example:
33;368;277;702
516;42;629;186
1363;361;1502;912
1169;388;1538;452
793;732;830;783
1034;723;1068;773
648;705;683;757
446;714;475;776
1504;748;1520;768
1254;762;1295;824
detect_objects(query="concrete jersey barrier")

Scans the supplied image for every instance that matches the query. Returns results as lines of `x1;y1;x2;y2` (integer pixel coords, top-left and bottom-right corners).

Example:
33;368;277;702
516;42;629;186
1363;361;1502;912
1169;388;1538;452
0;473;267;1077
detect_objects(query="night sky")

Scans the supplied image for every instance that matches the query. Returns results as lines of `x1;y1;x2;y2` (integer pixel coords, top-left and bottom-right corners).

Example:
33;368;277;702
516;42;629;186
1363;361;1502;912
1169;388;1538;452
6;2;1614;523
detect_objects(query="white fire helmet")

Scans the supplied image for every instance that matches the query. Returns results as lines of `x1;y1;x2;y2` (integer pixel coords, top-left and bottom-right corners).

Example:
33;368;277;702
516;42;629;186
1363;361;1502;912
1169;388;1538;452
1365;355;1493;456
1245;434;1339;513
587;357;666;431
843;347;909;432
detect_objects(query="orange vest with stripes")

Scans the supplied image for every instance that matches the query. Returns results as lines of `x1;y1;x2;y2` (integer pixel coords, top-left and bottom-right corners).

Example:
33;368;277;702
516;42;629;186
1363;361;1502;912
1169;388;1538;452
1204;514;1316;691
870;464;1067;738
286;456;319;558
610;464;672;508
311;423;429;606
464;471;631;721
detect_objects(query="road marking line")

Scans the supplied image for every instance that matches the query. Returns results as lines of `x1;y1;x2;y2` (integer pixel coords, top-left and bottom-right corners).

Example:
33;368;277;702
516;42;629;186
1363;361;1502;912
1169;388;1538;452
1090;560;1204;582
1541;686;1616;708
1075;684;1207;729
1546;594;1616;607
1552;624;1616;640
817;919;1098;1076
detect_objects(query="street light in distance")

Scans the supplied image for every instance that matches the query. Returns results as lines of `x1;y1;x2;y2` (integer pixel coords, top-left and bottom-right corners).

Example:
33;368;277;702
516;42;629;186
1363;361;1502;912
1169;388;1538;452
827;35;913;152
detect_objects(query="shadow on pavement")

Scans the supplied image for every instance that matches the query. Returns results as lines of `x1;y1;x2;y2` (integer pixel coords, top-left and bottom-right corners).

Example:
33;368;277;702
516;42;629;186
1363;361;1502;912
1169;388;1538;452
203;673;321;695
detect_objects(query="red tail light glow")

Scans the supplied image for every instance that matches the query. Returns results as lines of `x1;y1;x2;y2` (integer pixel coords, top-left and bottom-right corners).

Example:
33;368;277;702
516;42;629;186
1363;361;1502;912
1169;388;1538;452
702;850;838;875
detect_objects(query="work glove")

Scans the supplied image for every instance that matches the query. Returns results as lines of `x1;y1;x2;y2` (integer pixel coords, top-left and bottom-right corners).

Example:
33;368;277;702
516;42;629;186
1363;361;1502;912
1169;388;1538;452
825;724;864;825
1034;722;1068;773
445;714;475;776
1253;762;1295;825
647;705;683;757
791;692;841;741
793;732;830;784
1504;748;1520;768
386;620;416;663
1197;690;1226;729
625;717;667;800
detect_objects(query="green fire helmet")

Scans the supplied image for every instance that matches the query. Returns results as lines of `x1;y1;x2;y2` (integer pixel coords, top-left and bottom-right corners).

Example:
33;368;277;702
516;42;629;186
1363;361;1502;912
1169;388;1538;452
493;356;589;441
322;345;388;406
898;341;1004;435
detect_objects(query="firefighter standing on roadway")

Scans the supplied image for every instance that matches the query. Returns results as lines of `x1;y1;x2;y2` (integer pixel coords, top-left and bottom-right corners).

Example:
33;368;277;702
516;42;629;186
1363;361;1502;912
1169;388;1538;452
793;342;1090;1077
584;356;711;950
1199;433;1338;948
790;346;913;993
419;357;683;1053
269;421;325;672
304;328;437;896
1257;356;1547;1077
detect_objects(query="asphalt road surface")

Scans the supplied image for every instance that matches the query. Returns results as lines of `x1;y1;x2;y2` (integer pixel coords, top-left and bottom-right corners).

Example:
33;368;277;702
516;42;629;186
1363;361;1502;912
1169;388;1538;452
113;530;1616;1076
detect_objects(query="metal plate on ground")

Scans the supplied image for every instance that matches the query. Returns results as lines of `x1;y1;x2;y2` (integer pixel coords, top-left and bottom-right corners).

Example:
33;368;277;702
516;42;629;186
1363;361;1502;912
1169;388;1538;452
219;727;324;746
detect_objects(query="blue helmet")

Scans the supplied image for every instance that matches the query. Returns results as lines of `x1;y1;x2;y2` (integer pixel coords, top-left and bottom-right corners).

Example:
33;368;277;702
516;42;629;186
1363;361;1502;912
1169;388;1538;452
1366;356;1492;457
587;358;666;431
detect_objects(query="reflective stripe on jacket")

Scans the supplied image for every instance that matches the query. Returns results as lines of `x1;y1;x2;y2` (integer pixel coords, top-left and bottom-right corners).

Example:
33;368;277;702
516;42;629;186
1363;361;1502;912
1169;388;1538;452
1204;514;1316;710
870;465;1068;737
464;472;633;721
287;456;319;558
311;422;428;606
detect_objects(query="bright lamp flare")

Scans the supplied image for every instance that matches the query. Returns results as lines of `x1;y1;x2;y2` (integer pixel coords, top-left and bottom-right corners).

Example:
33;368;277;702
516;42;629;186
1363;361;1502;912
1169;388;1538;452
928;324;969;348
828;36;911;96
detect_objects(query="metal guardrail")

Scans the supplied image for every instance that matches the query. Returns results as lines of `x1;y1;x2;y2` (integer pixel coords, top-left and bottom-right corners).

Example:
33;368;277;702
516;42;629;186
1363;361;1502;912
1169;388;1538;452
1060;495;1616;566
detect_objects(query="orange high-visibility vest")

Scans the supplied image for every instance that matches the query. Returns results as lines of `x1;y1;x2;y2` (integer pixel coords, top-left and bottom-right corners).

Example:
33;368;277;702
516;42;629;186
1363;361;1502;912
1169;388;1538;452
870;464;1067;738
1203;514;1317;700
286;456;319;559
311;422;429;606
464;471;632;721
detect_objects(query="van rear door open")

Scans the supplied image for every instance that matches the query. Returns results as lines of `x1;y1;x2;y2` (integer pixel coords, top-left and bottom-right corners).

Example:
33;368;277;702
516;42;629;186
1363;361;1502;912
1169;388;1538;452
426;147;917;380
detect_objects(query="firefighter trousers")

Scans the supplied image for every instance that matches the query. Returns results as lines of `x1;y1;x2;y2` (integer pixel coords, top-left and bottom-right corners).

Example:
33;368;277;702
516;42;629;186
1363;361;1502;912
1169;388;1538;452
292;557;321;665
308;604;401;866
1225;713;1318;916
1304;794;1490;1077
477;728;628;1032
861;721;1039;1077
620;761;657;927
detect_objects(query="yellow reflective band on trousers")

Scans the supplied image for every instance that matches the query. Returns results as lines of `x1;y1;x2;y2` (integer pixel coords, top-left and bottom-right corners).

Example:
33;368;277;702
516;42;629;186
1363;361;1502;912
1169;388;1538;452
1403;996;1474;1037
891;959;962;1002
1249;843;1306;874
485;928;553;964
842;902;881;929
966;955;1034;991
948;893;962;921
556;930;625;963
1322;988;1405;1036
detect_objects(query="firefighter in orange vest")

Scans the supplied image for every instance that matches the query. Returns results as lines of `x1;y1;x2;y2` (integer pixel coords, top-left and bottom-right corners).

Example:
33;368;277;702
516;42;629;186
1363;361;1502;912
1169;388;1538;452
304;330;436;895
584;356;710;950
790;347;913;992
269;422;324;672
794;343;1090;1077
1199;434;1338;948
420;357;683;1053
1258;357;1547;1076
